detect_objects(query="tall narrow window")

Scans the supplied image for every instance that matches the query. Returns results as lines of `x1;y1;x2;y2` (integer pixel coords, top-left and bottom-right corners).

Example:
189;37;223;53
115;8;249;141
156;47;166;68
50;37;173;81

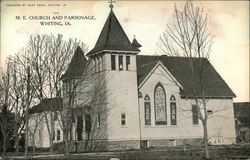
101;56;104;71
192;105;199;125
97;114;101;128
121;113;126;126
154;83;167;125
111;55;116;70
170;95;177;125
94;58;97;73
144;95;151;125
39;129;41;141
77;116;83;140
85;114;92;132
119;55;123;70
52;130;55;141
99;57;102;71
126;56;130;70
57;130;61;141
96;58;99;72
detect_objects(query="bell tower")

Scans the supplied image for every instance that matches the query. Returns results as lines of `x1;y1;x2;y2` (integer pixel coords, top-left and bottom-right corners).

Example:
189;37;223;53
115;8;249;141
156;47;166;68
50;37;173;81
86;3;142;150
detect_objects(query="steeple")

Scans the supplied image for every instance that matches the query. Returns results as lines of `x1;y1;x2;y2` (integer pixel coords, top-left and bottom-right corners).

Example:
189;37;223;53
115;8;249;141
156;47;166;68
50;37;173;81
86;5;140;56
132;35;142;49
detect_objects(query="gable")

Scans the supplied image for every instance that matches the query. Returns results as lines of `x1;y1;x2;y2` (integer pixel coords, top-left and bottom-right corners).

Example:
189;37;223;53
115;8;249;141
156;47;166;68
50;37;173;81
137;55;236;98
138;61;183;90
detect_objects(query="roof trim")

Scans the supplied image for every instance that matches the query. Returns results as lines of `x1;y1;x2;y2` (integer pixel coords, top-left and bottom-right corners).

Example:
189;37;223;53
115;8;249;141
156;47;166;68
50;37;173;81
138;61;183;90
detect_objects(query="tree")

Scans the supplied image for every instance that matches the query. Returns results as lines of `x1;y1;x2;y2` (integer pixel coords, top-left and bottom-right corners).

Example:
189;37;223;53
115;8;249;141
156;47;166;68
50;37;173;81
0;61;15;155
157;1;213;158
28;113;43;155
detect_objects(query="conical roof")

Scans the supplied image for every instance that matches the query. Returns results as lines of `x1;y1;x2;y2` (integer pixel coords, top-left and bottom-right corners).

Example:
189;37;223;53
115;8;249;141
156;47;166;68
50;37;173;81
61;46;87;81
86;10;139;56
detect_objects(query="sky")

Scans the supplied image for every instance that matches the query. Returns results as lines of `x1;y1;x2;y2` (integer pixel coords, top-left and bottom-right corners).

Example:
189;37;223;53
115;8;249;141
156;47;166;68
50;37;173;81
1;0;249;102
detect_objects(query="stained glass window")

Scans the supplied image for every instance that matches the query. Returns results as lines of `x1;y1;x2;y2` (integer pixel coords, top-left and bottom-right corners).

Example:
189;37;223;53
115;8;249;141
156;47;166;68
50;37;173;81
154;83;167;125
170;95;177;125
144;95;151;125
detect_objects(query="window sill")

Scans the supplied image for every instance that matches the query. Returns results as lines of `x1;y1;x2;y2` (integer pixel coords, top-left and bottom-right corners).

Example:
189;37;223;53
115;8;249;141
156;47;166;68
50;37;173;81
144;125;178;128
121;125;127;128
192;124;200;127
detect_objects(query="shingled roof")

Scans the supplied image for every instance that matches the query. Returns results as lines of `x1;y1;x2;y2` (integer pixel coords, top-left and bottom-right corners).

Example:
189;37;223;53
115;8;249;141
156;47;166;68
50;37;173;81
86;10;139;56
61;46;87;81
234;102;250;127
29;98;62;114
137;55;236;98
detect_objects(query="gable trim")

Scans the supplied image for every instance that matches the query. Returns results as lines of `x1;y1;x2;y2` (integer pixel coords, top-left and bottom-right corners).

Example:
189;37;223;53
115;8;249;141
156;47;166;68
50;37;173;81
138;61;183;90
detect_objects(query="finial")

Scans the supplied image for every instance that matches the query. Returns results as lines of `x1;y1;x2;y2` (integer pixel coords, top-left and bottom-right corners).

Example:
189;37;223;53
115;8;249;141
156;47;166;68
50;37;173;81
109;0;115;10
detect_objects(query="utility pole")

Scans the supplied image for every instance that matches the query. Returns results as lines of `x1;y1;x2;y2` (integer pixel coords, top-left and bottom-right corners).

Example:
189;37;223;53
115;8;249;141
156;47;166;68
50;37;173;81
25;66;30;158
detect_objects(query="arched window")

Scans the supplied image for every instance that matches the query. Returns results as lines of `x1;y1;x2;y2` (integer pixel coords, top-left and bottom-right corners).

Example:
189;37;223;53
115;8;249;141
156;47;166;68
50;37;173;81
144;95;151;125
154;83;167;125
170;95;177;125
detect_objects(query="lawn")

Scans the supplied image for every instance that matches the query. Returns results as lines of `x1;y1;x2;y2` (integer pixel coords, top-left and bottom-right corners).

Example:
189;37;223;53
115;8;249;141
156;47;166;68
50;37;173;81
3;145;250;160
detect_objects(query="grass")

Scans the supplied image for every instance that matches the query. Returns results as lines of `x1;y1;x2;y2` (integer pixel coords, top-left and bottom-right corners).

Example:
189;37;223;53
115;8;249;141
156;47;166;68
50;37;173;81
3;144;250;160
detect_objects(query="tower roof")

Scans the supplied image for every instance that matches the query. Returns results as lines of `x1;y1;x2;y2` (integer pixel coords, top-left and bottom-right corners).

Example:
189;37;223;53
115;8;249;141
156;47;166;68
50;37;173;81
86;10;139;56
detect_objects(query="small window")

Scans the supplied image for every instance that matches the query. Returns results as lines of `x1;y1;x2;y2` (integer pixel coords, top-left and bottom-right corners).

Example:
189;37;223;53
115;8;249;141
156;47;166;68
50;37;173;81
121;113;126;126
207;110;213;115
119;55;123;70
142;140;149;148
97;114;101;128
126;56;130;70
57;130;61;141
111;55;116;70
192;105;199;125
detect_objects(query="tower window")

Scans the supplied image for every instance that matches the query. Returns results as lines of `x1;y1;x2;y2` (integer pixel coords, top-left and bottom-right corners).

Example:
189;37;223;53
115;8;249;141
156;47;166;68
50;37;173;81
126;56;130;70
111;55;116;70
121;113;126;126
119;55;123;70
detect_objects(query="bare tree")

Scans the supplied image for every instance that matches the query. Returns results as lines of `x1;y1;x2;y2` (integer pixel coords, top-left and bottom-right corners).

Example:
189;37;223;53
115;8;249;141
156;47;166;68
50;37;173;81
21;34;84;155
157;1;213;158
28;113;43;155
0;61;15;155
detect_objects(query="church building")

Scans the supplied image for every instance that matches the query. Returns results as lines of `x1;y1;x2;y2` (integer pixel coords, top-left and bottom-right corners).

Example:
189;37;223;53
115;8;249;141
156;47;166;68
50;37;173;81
29;4;236;151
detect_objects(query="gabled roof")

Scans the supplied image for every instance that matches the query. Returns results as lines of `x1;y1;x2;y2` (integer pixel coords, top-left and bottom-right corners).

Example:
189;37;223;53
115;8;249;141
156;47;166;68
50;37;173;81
29;98;62;114
61;46;87;81
137;55;236;98
86;10;139;56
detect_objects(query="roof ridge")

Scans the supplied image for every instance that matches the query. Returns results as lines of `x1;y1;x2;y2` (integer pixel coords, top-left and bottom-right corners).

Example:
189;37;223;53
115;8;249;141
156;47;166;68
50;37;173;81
140;60;159;67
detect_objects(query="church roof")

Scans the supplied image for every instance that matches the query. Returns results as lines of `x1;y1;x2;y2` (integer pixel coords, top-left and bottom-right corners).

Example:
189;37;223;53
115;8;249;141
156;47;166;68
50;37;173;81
234;102;250;127
137;55;236;98
86;10;139;56
61;46;87;81
29;98;62;114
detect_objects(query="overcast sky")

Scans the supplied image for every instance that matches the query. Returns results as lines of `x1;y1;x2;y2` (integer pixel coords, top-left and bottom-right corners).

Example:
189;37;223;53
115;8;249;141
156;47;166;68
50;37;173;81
1;0;249;102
